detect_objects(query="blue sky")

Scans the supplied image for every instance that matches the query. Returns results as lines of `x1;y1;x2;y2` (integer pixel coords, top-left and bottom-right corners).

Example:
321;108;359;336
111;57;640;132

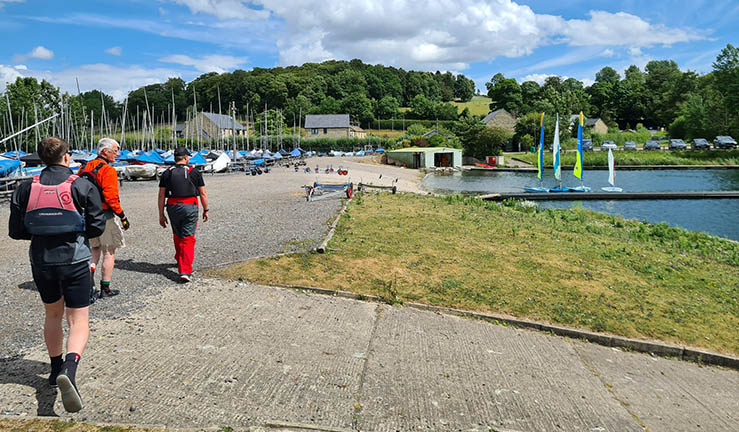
1;0;737;100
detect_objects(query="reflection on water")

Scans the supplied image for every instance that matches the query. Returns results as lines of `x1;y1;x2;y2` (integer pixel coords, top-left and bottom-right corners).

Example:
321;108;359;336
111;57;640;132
422;170;739;240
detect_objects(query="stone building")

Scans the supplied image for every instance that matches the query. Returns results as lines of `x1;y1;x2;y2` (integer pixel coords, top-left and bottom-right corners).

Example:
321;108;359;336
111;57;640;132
304;114;365;139
184;112;246;140
482;109;517;134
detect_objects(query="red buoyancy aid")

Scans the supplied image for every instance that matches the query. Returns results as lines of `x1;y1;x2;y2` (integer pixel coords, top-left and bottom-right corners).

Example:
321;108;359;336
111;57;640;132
24;174;86;235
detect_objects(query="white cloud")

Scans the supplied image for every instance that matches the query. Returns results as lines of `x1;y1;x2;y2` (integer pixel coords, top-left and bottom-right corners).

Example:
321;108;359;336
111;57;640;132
0;64;24;90
558;11;705;47
14;64;28;71
0;0;24;10
105;46;122;56
15;64;187;101
168;0;269;20
13;45;55;62
29;46;54;59
159;54;247;73
601;49;615;57
522;74;558;85
629;47;642;56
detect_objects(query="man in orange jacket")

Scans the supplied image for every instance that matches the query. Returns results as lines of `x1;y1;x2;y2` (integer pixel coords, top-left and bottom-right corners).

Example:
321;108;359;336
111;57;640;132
79;138;129;301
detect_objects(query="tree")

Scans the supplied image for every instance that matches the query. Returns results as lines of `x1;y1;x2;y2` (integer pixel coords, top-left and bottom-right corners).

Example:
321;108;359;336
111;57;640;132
454;75;475;102
341;93;374;126
410;94;435;119
376;95;399;119
486;73;522;115
458;119;509;158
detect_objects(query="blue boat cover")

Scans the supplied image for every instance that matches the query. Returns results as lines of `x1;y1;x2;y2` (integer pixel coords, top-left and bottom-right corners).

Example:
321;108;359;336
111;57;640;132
290;148;302;157
189;152;207;165
2;150;27;159
0;159;21;177
133;151;165;164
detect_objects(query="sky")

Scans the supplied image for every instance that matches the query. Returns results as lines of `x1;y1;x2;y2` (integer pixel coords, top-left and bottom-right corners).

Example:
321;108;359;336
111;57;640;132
1;0;737;101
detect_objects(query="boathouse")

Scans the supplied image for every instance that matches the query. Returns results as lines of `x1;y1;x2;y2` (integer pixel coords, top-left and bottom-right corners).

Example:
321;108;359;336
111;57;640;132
387;147;462;169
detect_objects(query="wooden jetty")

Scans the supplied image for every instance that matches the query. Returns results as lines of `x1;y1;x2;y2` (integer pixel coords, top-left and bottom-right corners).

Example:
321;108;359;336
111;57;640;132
480;191;739;201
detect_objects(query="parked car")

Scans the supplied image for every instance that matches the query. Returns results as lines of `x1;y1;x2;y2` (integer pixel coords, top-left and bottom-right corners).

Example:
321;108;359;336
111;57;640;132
669;139;687;150
692;138;710;150
582;139;593;152
624;141;637;151
714;136;737;149
644;140;661;150
601;140;617;151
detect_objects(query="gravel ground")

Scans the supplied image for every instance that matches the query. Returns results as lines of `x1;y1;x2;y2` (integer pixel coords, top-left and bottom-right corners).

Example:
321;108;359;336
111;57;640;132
0;160;347;358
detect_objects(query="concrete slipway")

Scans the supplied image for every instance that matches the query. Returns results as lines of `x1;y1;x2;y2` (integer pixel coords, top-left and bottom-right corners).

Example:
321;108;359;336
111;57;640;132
1;278;737;432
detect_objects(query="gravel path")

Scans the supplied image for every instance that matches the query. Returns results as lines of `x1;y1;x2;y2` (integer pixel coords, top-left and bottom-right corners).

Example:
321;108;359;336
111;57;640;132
0;160;346;358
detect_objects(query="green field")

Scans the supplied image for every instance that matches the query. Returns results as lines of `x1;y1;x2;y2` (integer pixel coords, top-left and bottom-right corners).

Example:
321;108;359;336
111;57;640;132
514;149;739;166
451;95;492;116
213;193;739;355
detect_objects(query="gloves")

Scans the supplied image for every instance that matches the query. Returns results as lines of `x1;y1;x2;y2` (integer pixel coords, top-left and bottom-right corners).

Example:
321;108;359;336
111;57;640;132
120;216;130;230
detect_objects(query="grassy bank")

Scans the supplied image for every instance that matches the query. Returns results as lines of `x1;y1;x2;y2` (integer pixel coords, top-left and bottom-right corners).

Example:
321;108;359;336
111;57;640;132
514;149;739;167
451;96;492;116
212;193;739;355
0;419;157;432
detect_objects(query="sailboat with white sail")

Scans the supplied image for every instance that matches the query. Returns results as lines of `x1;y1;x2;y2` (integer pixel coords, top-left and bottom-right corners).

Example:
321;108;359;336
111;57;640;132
601;148;623;192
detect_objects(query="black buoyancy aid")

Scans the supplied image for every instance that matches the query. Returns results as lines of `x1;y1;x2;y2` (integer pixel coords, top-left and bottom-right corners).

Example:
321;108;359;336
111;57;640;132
79;159;106;193
24;175;85;235
165;165;199;198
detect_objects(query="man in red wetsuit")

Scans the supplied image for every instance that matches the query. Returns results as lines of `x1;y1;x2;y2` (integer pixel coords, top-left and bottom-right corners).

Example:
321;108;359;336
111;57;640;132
158;147;209;282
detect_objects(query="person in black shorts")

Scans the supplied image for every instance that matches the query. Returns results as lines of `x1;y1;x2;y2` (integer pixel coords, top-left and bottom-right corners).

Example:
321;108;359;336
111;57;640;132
158;146;209;282
9;137;106;413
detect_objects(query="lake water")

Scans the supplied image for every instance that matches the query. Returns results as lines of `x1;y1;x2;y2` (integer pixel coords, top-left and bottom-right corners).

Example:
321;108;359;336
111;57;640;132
422;169;739;241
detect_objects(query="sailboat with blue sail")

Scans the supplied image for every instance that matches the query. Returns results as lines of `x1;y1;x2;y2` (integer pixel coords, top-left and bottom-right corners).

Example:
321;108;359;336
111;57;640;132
566;111;591;192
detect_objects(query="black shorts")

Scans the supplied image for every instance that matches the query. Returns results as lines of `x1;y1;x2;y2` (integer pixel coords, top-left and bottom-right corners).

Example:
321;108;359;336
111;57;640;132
32;261;91;308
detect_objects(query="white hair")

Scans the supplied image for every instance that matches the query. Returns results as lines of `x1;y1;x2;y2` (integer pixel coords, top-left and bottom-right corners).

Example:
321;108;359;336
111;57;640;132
97;138;119;153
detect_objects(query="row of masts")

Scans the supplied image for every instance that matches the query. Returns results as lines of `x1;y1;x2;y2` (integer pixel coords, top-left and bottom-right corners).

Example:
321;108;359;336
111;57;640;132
3;84;390;155
1;86;307;154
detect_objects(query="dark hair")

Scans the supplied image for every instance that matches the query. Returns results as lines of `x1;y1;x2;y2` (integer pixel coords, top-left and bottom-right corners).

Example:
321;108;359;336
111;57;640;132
38;137;69;165
174;155;188;162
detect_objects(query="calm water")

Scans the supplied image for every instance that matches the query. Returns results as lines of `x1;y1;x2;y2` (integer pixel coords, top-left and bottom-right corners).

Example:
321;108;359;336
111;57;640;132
422;169;739;240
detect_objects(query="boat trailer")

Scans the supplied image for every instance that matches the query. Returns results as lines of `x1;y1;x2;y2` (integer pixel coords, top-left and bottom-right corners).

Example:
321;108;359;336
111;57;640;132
305;181;354;201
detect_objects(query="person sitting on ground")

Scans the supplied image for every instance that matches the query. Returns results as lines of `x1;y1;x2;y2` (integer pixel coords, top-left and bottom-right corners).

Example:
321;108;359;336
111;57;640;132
158;146;209;282
9;137;106;413
78;138;129;301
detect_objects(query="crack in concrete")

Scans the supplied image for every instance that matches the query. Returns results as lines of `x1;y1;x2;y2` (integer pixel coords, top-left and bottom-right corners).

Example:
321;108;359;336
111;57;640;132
352;304;383;431
572;344;649;432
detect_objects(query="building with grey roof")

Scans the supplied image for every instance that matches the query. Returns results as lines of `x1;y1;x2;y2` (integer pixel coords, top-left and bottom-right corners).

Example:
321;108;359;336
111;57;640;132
481;109;516;134
184;112;247;141
304;114;364;139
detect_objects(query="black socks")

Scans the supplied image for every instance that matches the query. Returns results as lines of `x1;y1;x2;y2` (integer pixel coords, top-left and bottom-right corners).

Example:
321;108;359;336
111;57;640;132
63;352;81;383
49;355;63;386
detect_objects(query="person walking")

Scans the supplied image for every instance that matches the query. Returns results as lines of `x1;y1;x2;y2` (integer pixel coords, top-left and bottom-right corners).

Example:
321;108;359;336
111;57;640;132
158;146;209;282
78;138;129;301
9;137;106;413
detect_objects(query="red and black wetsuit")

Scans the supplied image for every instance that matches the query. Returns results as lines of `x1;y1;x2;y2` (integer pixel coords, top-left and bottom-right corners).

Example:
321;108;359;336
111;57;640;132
159;164;204;275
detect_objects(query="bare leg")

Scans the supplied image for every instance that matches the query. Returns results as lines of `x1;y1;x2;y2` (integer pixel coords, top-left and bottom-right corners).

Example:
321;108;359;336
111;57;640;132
43;299;65;357
90;246;102;269
100;249;115;281
65;306;89;356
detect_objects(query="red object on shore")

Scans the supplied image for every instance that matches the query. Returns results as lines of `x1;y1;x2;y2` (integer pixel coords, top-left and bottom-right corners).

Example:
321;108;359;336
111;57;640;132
475;163;496;169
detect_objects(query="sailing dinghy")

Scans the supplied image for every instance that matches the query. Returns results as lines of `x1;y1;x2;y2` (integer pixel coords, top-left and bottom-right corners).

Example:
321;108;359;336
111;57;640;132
601;148;622;192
